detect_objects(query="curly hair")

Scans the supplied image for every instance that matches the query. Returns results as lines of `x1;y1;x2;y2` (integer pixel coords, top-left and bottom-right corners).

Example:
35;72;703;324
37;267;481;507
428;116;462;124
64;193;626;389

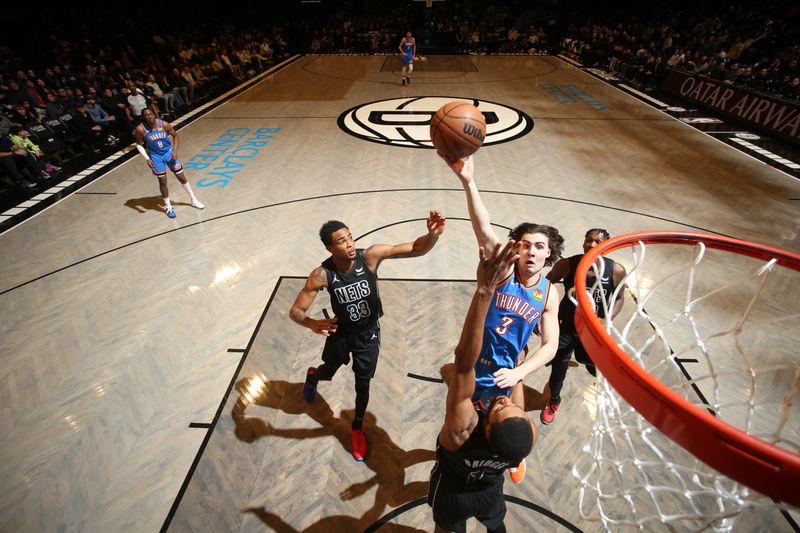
319;220;347;245
508;223;564;267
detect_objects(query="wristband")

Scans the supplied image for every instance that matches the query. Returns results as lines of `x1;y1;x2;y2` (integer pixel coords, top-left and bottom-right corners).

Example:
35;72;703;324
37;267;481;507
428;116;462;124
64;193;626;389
136;144;150;160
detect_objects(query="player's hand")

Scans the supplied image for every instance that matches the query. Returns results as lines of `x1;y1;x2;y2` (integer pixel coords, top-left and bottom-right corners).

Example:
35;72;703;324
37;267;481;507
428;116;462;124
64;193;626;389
439;153;473;183
492;366;524;389
146;159;155;170
427;209;446;236
309;316;338;336
477;240;518;293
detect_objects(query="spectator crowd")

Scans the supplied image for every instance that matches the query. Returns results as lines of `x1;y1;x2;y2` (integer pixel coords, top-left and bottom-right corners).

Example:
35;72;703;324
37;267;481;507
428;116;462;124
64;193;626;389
557;1;799;100
2;1;797;206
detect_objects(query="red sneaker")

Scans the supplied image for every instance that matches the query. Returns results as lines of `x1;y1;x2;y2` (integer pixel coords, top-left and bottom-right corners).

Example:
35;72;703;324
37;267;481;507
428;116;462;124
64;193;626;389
540;401;560;425
350;427;366;461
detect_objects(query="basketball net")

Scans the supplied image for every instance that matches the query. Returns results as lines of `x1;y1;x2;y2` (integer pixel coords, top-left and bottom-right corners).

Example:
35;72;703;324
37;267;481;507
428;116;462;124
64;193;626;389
571;232;800;531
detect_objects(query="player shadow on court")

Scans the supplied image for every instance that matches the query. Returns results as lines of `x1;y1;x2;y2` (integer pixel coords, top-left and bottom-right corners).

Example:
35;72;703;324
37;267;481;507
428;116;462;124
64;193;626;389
438;362;550;412
232;376;434;529
123;195;193;214
123;195;165;214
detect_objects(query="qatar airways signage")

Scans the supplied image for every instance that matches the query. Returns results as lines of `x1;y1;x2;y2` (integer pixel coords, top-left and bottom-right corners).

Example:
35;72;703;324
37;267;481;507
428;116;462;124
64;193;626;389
662;69;799;145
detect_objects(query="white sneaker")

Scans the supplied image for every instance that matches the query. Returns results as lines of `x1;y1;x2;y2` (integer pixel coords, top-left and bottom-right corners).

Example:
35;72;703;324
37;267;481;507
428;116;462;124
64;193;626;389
191;199;205;210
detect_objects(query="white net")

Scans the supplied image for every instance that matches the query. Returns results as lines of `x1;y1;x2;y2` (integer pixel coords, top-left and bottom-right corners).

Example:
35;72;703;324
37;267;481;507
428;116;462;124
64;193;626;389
572;237;800;532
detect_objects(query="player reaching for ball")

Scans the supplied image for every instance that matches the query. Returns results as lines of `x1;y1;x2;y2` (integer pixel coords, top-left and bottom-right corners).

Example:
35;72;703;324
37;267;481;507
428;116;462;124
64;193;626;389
290;211;446;461
442;153;563;483
399;31;416;86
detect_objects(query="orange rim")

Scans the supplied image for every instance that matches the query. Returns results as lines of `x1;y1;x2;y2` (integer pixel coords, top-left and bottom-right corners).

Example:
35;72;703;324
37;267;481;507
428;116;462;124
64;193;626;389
574;230;800;507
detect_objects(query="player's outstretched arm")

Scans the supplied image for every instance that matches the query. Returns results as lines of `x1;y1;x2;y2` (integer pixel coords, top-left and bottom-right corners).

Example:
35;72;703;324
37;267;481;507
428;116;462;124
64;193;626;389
289;266;339;336
439;241;519;450
441;155;501;251
363;210;445;270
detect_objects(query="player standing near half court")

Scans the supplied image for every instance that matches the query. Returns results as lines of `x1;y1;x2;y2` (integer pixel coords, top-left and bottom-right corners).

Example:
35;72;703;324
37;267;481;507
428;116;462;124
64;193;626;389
541;228;626;425
399;31;416;86
290;211;446;461
134;107;204;219
428;240;534;533
443;154;563;483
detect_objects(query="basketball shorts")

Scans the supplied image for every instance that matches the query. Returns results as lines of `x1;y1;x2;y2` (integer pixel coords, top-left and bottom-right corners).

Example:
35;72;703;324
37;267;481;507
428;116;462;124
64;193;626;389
321;323;381;378
428;466;506;533
151;149;182;175
472;385;510;413
403;53;414;65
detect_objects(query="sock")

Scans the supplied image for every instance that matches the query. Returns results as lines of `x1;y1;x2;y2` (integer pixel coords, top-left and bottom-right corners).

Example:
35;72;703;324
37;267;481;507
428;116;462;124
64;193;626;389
182;182;197;202
164;197;172;209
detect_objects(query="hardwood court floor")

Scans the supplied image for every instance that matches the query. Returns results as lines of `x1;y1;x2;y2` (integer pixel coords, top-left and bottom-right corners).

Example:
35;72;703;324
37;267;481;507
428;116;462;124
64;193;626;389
1;55;798;532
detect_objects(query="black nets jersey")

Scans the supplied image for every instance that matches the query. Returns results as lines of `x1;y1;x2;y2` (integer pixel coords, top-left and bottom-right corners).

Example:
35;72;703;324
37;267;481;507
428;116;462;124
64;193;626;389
322;249;383;333
558;254;618;331
434;415;512;491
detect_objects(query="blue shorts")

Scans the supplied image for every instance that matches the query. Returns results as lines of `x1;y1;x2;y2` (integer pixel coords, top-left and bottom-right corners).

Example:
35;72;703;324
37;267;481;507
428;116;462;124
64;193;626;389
151;149;182;175
471;386;510;415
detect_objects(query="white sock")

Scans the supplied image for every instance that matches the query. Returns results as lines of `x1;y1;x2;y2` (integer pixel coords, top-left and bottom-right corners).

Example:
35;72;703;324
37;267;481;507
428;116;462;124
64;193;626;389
164;197;172;209
181;182;197;202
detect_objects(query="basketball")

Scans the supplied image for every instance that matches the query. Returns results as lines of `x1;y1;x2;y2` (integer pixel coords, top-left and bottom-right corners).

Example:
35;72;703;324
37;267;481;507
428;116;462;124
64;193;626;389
429;101;487;161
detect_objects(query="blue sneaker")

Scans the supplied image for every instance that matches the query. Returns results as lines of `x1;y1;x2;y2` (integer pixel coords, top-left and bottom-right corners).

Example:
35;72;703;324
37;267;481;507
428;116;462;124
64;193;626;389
166;207;176;219
303;367;317;404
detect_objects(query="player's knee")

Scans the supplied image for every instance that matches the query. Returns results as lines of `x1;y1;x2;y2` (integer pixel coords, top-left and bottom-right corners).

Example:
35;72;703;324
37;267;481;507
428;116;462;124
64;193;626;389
354;375;371;393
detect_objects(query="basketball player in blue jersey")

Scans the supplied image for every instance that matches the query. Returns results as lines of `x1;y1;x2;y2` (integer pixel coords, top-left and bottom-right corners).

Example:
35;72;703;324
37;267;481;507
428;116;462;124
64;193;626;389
290;210;446;461
541;228;626;425
443;154;563;483
398;31;416;86
134;107;204;219
429;240;534;533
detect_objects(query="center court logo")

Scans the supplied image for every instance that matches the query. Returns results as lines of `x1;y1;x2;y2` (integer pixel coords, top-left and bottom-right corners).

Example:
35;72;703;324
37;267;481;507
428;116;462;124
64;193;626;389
337;96;533;149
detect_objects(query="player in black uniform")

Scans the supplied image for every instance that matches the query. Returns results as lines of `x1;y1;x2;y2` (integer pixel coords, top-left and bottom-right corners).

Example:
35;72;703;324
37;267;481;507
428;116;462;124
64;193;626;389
290;210;446;460
541;228;627;425
429;240;535;533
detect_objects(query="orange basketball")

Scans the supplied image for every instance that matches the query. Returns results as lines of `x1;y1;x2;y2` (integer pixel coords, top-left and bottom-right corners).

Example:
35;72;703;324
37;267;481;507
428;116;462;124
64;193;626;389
429;101;487;161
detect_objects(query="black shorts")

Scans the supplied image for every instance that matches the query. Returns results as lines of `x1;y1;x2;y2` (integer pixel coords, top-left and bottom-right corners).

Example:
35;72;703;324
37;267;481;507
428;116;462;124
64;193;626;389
427;466;506;533
556;330;595;370
321;323;381;378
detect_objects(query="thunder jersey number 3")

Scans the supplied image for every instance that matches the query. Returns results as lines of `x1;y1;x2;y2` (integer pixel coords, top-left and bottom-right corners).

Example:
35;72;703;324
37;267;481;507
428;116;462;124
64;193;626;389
495;316;514;335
